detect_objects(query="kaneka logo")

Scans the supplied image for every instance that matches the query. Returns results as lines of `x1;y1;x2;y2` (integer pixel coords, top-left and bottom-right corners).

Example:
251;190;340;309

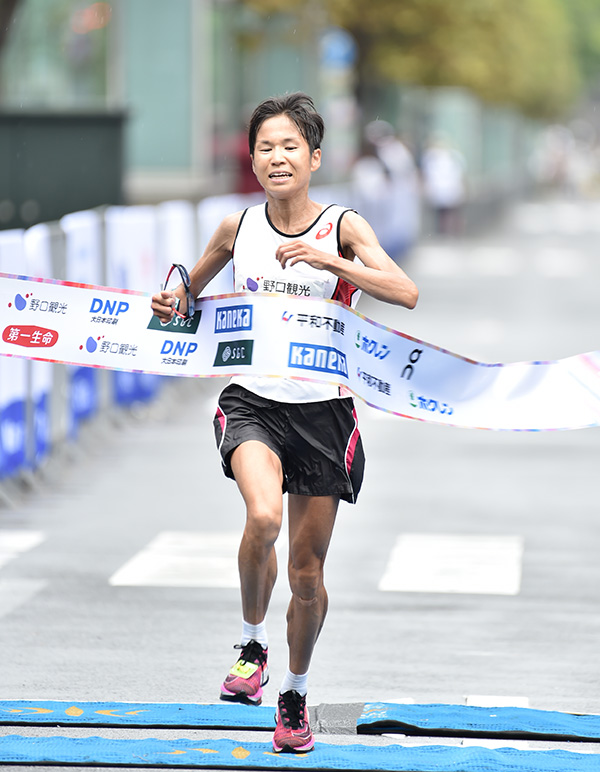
2;325;58;348
213;339;254;367
316;222;333;240
214;304;253;333
288;343;348;377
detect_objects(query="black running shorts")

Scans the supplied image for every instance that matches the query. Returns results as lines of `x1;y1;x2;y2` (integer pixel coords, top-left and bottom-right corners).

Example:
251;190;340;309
213;383;365;503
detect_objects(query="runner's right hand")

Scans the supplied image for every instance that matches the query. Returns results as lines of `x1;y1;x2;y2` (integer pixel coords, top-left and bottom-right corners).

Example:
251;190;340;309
151;290;180;324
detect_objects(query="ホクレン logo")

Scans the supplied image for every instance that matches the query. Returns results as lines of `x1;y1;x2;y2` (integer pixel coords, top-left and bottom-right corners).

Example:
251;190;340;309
409;390;453;415
355;330;390;359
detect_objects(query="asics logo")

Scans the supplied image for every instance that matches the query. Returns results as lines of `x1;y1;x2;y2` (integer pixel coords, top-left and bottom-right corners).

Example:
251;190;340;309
316;223;333;239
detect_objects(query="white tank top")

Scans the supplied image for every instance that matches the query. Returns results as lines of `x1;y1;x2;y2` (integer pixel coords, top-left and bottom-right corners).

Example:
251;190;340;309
230;202;360;402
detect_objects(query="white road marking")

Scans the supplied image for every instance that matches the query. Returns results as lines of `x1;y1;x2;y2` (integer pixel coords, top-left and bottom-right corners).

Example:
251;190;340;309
512;201;594;235
466;695;530;708
414;246;463;276
470;247;520;276
109;531;241;588
0;530;45;571
460;737;530;749
552;202;588;235
534;247;585;277
412;236;590;280
511;203;551;235
378;533;523;595
0;579;47;618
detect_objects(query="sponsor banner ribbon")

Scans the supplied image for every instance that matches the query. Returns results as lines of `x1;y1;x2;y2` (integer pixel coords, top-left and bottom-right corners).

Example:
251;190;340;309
1;272;599;431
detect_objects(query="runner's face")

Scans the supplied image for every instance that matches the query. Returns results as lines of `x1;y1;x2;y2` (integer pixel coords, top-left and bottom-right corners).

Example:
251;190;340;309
251;114;321;197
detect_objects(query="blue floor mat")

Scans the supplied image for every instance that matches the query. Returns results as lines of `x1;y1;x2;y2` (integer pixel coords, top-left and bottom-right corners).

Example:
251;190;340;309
0;700;274;730
1;735;598;771
358;703;600;743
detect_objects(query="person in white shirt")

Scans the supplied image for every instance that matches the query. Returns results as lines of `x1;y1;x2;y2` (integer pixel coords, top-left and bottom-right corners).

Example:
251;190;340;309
151;92;418;753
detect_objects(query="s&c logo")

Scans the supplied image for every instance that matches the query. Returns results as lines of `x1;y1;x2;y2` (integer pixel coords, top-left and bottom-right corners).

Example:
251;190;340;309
213;339;254;367
147;310;202;334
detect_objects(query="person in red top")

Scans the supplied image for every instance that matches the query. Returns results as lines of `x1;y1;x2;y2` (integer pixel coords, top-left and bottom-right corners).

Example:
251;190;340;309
151;93;418;753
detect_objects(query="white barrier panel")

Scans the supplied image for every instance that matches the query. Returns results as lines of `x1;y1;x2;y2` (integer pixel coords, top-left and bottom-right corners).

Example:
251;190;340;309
157;200;197;272
61;210;104;430
104;206;161;405
1;273;599;432
0;232;28;476
23;225;54;467
61;210;103;286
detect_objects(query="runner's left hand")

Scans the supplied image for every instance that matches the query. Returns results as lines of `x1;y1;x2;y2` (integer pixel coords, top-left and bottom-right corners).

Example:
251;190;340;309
275;240;333;271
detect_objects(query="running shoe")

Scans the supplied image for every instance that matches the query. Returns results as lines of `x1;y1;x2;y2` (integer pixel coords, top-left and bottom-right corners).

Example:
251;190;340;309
220;640;269;705
272;690;314;753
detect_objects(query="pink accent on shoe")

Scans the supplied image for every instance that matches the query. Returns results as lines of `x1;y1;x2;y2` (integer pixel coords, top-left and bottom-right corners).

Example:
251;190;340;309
272;690;314;753
220;640;269;706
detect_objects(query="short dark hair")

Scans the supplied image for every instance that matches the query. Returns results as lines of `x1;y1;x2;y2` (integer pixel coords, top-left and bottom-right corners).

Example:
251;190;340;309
248;92;325;156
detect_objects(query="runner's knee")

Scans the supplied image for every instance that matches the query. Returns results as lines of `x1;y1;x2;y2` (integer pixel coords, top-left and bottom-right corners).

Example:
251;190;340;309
288;564;323;602
245;508;281;548
293;593;318;607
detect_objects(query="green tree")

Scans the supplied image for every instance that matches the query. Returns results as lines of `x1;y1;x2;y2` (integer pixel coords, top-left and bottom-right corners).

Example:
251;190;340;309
560;0;600;89
242;0;580;118
327;0;578;118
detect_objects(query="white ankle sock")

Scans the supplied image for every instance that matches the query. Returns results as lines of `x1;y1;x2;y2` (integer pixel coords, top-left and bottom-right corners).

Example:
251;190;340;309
279;668;308;697
241;620;268;648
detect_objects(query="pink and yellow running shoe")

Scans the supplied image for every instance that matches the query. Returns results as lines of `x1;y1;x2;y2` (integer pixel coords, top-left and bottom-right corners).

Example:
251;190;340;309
272;690;314;753
220;640;269;705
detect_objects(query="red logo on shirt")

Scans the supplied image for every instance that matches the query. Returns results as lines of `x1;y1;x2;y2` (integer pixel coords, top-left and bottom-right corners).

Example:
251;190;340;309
316;223;333;239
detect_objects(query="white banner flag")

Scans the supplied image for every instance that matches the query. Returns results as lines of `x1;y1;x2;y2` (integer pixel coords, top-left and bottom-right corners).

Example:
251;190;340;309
1;272;599;432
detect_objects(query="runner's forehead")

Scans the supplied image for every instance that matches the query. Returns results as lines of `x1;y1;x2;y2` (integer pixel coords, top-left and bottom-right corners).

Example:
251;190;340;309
255;115;306;145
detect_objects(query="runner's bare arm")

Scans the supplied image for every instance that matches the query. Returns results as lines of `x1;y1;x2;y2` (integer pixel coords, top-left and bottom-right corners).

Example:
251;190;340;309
275;211;418;309
151;211;242;321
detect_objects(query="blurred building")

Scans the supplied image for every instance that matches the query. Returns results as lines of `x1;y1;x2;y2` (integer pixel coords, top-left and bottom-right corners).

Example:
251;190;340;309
0;0;360;228
0;0;540;232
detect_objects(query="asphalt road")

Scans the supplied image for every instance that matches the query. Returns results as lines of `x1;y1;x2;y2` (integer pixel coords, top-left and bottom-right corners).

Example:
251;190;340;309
1;196;599;768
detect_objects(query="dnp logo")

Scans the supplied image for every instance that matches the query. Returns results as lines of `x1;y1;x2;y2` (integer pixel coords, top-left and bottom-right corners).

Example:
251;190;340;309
89;297;129;317
215;304;253;333
160;339;198;358
288;343;348;378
